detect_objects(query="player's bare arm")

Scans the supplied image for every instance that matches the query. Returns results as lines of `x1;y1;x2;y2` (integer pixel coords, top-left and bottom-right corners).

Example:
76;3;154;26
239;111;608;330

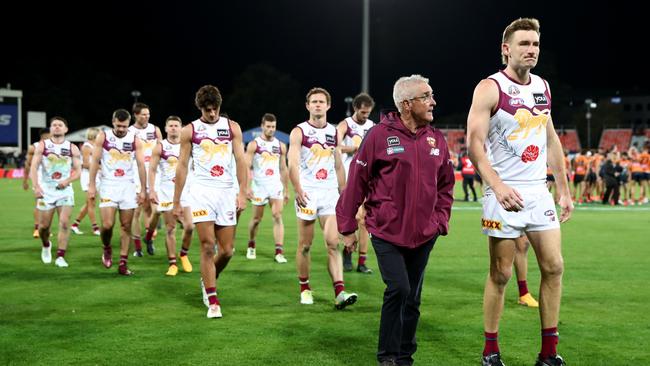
230;120;248;212
467;79;523;211
288;127;307;207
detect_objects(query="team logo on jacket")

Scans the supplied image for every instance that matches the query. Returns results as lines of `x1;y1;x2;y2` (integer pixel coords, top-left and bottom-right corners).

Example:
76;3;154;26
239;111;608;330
521;145;540;163
427;136;436;147
387;136;400;146
387;146;405;155
533;93;549;105
508;85;520;95
430;148;440;156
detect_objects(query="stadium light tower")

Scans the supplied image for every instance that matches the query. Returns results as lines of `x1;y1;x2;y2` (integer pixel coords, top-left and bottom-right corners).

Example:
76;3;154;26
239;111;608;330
585;99;597;148
131;90;141;103
361;0;370;93
345;96;354;117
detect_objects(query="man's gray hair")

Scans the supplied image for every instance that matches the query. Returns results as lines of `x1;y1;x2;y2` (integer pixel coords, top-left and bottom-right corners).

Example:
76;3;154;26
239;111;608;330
393;74;429;112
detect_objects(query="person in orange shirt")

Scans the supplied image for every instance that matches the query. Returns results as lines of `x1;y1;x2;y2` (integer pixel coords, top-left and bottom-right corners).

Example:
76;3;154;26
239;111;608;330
639;144;650;204
572;151;588;203
629;147;644;204
618;152;632;205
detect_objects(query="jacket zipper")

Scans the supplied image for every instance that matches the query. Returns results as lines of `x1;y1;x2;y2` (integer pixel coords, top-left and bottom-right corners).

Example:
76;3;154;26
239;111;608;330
412;132;419;246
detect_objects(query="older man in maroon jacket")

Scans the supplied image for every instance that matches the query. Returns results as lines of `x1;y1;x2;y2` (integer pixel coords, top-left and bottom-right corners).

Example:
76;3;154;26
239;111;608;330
336;74;455;366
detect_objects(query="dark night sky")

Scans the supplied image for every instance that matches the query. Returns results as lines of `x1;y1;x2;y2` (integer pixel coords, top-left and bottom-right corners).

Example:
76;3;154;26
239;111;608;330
2;0;646;137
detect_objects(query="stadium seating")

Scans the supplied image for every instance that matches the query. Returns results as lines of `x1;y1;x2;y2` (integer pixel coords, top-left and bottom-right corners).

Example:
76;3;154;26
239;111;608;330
557;129;581;152
599;128;632;151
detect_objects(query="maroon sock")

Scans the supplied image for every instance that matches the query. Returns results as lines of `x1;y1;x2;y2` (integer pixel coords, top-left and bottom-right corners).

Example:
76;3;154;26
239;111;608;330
180;248;189;257
145;229;155;241
206;287;220;305
299;277;310;292
133;236;142;251
34;224;39;230
483;332;499;356
540;327;559;358
248;240;256;249
275;244;284;255
43;240;51;248
72;220;80;227
358;253;367;266
168;257;177;266
92;223;99;230
119;255;128;267
517;280;529;297
56;249;66;258
333;281;345;297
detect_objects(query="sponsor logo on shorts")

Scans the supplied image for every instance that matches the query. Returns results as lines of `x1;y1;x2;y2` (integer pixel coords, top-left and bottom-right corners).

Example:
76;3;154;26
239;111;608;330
387;136;400;146
192;209;208;217
387;146;405;155
252;197;263;203
297;207;315;215
160;202;173;208
37;200;47;207
226;211;234;220
544;210;556;221
481;218;502;230
100;198;112;203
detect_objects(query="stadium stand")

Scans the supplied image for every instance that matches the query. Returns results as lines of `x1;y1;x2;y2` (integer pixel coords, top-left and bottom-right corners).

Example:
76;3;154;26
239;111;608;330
599;128;632;151
441;129;466;154
557;129;581;152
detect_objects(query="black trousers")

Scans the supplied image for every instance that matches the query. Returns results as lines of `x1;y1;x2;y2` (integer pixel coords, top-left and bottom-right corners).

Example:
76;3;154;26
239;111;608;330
371;235;436;365
462;174;476;201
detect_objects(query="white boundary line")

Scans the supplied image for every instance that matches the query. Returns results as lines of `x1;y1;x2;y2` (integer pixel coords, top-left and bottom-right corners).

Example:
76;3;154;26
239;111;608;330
452;205;650;211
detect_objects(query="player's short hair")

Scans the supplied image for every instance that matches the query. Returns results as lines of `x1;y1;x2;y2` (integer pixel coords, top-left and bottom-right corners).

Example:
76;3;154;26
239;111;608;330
392;74;429;112
132;102;149;115
49;116;68;127
353;93;375;109
39;127;50;137
166;115;182;125
261;113;277;125
112;109;131;123
306;87;331;105
86;127;100;141
502;18;540;64
195;85;223;110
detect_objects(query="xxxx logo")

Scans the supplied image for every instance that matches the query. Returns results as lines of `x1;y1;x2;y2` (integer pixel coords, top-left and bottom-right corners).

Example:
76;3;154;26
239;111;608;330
481;218;502;230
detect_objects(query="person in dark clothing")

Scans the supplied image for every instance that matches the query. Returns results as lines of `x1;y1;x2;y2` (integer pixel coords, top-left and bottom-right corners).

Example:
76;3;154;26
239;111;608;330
460;149;478;201
601;153;620;205
336;74;455;366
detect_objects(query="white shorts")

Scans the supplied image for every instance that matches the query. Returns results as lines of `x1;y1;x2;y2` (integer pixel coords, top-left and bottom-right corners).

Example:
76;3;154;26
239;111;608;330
481;184;560;238
155;182;175;212
294;187;339;221
250;179;284;206
37;186;74;211
188;184;237;226
99;181;138;210
80;169;101;192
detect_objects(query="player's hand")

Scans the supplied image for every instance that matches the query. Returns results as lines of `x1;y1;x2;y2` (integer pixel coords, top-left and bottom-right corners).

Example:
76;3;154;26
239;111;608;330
150;191;159;205
87;185;96;199
557;194;574;223
136;191;146;205
246;188;253;200
493;182;524;212
295;189;309;208
236;192;247;212
56;181;69;190
342;233;357;254
172;202;182;221
22;180;29;190
33;186;44;199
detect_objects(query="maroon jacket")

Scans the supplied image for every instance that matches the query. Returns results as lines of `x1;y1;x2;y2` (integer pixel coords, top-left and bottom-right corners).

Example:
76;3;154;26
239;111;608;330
336;112;455;248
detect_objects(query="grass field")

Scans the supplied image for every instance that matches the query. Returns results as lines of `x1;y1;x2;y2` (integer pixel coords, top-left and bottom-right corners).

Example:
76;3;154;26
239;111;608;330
0;179;648;365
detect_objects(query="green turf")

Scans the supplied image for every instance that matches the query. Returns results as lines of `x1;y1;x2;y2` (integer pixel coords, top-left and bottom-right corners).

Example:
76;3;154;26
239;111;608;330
0;179;648;365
